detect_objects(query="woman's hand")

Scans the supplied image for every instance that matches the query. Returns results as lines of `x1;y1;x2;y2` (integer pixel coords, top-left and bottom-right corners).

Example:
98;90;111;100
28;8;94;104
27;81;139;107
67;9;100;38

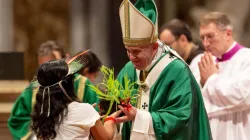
106;110;122;122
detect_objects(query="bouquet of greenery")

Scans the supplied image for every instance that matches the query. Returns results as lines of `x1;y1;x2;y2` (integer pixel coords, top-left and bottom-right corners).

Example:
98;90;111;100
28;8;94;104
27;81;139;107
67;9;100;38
88;66;138;120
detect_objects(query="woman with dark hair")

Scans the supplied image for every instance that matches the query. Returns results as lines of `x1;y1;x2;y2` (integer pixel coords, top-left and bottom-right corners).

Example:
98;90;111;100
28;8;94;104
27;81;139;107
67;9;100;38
31;59;121;140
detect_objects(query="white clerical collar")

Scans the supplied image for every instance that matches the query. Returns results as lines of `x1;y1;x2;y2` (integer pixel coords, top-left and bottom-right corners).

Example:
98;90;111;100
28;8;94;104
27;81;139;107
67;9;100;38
144;41;164;72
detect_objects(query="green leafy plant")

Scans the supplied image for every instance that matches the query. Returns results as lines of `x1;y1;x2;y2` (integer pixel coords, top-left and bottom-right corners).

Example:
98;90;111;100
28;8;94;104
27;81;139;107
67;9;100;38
88;66;138;120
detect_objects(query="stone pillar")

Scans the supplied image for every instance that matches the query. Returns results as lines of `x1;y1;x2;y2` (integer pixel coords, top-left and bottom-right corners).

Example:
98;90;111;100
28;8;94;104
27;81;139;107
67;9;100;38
89;0;110;66
0;0;13;52
162;0;177;23
70;0;110;84
70;0;88;54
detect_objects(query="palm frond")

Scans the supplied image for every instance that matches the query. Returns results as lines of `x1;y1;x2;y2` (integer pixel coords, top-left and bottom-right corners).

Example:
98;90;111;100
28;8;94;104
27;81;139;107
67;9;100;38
88;65;139;118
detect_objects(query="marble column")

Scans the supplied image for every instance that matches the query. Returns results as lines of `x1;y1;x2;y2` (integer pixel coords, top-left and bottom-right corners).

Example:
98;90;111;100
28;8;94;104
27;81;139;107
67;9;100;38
70;0;110;67
89;0;110;67
70;0;88;54
0;0;13;52
162;0;177;23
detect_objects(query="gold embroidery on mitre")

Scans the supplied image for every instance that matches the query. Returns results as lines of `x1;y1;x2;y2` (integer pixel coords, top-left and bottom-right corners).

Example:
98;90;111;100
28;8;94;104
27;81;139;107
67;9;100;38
124;0;130;38
123;35;158;46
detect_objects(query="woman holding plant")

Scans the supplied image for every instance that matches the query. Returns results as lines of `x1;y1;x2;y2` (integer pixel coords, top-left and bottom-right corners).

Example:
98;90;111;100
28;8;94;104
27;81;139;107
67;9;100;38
30;51;121;140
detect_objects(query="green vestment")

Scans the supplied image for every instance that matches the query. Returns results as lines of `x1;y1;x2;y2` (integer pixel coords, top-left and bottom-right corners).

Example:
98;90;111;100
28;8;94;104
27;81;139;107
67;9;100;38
117;53;212;140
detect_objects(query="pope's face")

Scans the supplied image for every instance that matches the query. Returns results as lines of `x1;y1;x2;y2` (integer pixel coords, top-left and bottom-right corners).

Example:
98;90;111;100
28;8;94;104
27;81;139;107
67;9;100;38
125;43;158;70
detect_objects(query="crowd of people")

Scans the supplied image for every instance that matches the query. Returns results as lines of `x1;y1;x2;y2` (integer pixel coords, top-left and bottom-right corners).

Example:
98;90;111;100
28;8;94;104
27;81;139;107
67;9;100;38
7;0;250;140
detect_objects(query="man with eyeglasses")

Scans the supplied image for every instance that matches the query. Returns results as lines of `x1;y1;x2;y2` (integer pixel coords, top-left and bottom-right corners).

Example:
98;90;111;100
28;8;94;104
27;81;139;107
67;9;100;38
190;12;250;140
159;19;204;64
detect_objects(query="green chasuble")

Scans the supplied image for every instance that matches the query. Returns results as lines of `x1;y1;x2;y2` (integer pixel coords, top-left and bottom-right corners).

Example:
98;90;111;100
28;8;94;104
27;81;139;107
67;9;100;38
7;74;99;140
117;55;212;140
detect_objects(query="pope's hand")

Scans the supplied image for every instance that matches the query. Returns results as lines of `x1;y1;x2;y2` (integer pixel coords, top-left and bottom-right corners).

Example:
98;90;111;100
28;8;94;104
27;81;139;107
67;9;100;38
115;105;137;124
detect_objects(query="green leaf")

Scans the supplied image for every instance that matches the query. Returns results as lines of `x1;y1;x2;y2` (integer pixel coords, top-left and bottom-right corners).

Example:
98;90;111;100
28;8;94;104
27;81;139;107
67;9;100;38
89;65;139;116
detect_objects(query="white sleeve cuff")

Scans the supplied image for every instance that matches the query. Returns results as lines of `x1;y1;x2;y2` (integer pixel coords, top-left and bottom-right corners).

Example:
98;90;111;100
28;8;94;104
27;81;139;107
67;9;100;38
132;109;155;135
203;73;219;91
